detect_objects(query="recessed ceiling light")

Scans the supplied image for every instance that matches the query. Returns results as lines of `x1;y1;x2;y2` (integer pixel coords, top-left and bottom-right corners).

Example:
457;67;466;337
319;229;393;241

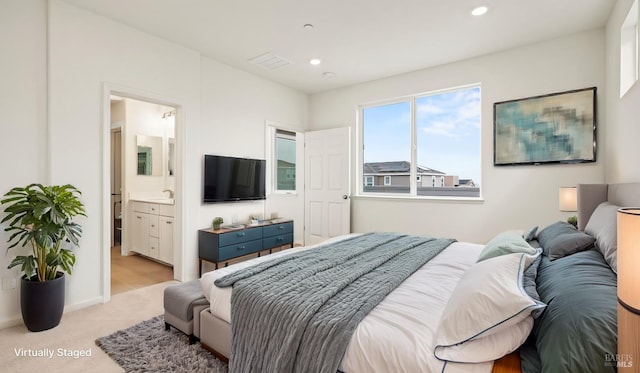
309;58;322;66
323;72;336;77
303;24;314;30
471;6;488;16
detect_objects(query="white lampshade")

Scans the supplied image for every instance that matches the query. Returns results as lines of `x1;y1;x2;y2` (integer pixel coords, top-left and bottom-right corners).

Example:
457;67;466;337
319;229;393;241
558;187;577;212
618;208;640;312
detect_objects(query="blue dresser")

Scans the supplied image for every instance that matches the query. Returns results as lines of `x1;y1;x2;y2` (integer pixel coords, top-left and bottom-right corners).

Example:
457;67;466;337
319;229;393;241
198;219;293;276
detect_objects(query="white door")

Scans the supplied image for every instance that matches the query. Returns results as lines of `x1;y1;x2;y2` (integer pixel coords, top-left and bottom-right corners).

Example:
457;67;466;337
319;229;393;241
304;127;351;245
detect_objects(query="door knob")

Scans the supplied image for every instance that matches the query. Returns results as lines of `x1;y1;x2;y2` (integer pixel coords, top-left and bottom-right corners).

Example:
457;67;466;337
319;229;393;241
342;195;348;200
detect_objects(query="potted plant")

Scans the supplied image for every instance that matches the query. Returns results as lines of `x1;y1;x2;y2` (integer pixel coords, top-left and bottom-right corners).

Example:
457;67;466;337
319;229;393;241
1;184;86;332
212;217;223;230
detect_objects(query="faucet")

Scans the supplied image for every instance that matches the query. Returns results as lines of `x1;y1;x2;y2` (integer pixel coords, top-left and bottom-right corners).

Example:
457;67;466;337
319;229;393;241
163;189;174;199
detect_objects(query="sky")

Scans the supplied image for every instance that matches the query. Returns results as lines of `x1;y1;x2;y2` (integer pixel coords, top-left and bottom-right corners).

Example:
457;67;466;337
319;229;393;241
276;136;296;164
363;87;481;184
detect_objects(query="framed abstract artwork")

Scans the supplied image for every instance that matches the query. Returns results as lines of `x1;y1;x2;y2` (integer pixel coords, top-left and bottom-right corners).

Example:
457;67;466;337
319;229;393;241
493;87;596;166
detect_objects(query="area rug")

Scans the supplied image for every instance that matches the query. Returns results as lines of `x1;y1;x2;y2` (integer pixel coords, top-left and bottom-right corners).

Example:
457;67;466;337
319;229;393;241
95;315;228;373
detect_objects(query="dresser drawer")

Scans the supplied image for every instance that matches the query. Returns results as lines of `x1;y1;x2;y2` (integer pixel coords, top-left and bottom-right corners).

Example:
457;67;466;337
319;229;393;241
263;233;293;249
218;239;262;261
219;228;262;246
149;215;159;237
263;222;293;237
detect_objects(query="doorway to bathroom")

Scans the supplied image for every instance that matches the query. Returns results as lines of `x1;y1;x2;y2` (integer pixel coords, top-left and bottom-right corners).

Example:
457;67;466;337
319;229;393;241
107;93;178;297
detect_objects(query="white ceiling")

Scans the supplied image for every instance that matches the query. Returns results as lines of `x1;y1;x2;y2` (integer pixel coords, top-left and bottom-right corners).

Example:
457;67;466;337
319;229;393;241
61;0;616;94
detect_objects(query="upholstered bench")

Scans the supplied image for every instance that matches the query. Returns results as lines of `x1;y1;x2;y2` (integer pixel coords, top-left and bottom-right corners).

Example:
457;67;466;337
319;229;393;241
163;280;210;344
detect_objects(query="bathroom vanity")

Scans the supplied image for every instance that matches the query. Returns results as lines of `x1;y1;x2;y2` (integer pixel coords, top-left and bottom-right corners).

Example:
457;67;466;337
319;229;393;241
130;199;174;265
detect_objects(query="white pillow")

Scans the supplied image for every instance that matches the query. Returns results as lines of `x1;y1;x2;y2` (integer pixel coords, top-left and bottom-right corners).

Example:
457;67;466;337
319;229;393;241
434;252;545;363
476;230;536;262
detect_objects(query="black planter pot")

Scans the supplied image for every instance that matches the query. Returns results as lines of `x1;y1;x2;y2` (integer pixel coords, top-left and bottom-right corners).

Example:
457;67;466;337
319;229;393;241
20;273;65;332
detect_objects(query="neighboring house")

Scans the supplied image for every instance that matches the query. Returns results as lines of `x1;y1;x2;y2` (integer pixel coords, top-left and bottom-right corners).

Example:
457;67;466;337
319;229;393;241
458;179;476;187
276;159;296;191
363;161;458;188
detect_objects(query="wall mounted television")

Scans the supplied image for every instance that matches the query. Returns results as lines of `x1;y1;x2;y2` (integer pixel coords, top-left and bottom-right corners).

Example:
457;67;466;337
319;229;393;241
203;155;266;203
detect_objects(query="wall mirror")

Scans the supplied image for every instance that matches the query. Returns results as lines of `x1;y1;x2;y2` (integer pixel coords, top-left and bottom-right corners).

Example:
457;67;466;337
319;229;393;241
136;134;163;176
168;138;175;176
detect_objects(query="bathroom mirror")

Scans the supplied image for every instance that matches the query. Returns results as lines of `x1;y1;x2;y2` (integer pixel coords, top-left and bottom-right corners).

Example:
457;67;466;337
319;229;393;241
168;138;175;176
136;135;163;176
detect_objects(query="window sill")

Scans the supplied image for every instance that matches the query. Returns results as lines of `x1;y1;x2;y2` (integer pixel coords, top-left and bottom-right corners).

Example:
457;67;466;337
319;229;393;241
268;191;299;197
351;194;484;204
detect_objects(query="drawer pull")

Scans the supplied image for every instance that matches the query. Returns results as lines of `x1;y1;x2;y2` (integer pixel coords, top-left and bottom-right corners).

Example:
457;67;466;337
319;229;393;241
278;226;284;230
137;216;142;219
277;237;283;241
151;224;155;227
166;221;172;224
237;245;245;251
238;232;245;237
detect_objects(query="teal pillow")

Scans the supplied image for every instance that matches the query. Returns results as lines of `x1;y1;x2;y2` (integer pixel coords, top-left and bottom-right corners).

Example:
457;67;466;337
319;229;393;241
477;230;537;262
538;221;595;260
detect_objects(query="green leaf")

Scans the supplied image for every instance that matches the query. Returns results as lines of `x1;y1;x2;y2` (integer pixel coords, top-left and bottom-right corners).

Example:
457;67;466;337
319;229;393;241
2;183;85;280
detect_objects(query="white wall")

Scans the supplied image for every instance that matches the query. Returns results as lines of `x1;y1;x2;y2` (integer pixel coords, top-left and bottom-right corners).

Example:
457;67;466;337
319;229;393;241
123;98;175;197
199;57;308;273
47;0;202;311
0;0;48;328
309;29;607;243
605;0;640;183
0;0;308;327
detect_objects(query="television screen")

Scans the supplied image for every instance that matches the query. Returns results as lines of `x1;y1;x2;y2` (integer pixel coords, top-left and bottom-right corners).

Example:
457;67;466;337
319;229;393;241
203;155;266;203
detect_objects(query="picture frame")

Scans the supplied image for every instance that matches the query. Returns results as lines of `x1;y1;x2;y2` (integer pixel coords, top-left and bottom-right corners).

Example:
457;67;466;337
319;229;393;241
493;87;596;166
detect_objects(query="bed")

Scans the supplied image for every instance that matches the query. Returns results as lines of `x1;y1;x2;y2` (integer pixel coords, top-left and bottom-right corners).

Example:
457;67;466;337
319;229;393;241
198;183;638;372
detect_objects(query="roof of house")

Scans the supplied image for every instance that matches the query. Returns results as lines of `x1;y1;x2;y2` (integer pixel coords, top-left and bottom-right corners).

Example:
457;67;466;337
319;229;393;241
363;161;444;175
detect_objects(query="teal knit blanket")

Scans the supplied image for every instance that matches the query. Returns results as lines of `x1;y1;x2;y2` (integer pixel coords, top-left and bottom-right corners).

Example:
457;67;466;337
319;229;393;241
214;232;455;373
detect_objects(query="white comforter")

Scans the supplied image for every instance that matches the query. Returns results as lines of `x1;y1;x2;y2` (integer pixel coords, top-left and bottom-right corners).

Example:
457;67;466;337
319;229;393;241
200;234;493;373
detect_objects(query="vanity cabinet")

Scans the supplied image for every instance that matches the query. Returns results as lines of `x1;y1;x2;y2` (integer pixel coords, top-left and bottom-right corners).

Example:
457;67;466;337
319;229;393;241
131;201;174;265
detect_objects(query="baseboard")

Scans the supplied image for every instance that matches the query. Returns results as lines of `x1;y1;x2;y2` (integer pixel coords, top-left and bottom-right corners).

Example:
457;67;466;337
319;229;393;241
63;296;104;313
0;316;24;329
0;296;104;330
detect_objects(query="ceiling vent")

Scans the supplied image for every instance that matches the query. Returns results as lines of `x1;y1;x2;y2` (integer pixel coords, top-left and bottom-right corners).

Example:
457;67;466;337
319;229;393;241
249;52;293;70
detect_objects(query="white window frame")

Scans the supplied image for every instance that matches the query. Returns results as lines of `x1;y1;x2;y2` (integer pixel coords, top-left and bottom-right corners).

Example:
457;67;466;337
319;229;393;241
357;83;482;200
384;175;391;186
364;176;374;186
274;129;297;192
266;123;301;195
621;0;639;97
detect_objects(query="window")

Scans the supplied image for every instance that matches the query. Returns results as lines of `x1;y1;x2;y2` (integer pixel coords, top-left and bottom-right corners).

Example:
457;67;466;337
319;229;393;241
360;85;481;198
364;176;374;186
621;0;639;97
275;129;296;191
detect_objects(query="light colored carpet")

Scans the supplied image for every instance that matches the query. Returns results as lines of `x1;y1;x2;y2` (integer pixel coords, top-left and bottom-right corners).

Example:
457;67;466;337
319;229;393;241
0;281;177;372
96;315;227;372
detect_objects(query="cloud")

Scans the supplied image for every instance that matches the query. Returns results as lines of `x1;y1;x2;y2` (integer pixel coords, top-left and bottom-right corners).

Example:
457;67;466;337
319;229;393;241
421;121;459;138
416;87;480;137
